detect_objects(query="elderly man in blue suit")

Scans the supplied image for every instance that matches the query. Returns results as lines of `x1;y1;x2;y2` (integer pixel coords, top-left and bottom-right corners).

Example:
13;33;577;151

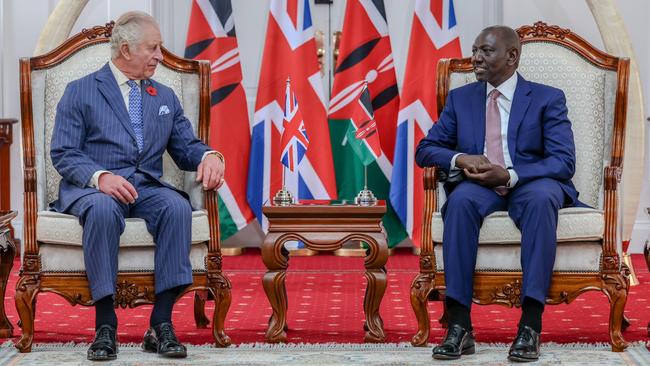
50;11;225;361
416;26;581;362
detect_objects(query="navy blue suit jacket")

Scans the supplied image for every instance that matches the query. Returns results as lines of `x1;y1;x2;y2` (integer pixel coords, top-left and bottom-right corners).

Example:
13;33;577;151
415;73;579;206
50;63;210;212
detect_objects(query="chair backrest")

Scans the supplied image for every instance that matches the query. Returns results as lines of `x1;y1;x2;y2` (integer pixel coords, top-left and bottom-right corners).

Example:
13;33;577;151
436;22;629;209
21;22;210;213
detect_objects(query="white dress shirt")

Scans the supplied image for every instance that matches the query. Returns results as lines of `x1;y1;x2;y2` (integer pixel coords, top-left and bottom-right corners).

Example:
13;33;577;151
450;72;519;188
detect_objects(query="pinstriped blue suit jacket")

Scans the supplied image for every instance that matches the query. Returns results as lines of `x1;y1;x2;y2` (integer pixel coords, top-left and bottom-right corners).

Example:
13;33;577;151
50;62;210;212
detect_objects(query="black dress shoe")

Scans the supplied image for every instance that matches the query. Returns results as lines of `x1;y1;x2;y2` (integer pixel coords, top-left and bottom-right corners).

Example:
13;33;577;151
142;322;187;358
87;324;118;361
432;323;475;360
508;324;541;362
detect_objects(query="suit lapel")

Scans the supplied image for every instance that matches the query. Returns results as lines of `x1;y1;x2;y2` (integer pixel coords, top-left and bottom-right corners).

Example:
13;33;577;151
95;63;138;144
507;74;532;163
141;80;157;153
471;82;487;154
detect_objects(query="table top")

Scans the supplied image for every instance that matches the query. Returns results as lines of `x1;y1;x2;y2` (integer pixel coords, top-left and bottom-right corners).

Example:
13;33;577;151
263;200;387;217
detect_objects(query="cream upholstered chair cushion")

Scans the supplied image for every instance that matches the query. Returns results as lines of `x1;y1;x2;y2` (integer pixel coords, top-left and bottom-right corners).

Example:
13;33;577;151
31;43;209;272
433;42;617;273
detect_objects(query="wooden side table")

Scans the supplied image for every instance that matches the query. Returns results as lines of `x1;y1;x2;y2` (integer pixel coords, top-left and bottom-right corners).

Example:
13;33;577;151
261;201;389;343
0;211;17;338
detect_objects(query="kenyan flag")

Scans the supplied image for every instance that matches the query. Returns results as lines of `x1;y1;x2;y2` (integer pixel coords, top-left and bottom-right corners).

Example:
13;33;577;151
328;0;406;247
185;0;255;240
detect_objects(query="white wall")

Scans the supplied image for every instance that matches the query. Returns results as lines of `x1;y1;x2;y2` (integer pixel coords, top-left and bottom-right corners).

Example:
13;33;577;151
2;0;649;251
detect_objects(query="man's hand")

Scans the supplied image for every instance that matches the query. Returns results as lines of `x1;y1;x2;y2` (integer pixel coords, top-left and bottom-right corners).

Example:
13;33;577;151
196;154;225;190
455;154;491;174
98;173;138;204
464;163;510;188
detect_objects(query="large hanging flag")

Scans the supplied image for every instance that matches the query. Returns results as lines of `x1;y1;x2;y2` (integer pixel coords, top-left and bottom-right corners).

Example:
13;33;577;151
345;84;382;166
389;0;462;248
329;0;406;247
280;79;310;172
185;0;255;241
248;0;337;227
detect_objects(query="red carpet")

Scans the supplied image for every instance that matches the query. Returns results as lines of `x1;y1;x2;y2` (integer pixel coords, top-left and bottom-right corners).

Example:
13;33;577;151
3;249;649;345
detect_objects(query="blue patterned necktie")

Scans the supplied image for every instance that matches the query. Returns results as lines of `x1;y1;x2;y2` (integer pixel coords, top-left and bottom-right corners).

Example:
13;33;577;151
127;80;144;152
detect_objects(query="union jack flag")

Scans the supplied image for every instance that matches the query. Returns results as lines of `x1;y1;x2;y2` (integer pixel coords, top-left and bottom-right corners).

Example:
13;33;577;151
248;0;336;228
389;0;462;247
280;79;309;172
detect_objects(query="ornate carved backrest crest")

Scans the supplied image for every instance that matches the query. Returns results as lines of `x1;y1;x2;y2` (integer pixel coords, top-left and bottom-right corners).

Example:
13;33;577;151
80;21;115;40
517;21;571;39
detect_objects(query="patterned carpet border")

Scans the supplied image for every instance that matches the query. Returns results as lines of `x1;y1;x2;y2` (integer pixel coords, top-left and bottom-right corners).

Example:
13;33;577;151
1;341;648;365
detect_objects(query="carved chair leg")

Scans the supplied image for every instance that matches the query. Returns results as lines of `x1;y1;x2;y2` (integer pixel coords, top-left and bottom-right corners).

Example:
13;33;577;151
621;315;631;332
602;274;629;352
193;291;210;329
14;275;40;353
410;273;435;346
209;274;232;347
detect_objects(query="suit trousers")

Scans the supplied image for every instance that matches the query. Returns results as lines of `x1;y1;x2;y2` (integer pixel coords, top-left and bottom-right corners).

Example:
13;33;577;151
441;178;564;309
67;172;193;301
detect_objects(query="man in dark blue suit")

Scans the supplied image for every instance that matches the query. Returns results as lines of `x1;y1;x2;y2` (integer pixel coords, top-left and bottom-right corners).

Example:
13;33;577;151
50;11;225;361
416;26;580;362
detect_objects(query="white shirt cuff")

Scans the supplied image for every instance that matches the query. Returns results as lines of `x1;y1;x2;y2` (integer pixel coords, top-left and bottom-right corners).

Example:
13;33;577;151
507;168;519;188
90;170;111;189
202;150;225;165
450;153;464;171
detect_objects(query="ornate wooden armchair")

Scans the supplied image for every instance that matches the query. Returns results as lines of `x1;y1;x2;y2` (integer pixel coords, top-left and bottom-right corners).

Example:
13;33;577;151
410;22;630;352
16;23;231;352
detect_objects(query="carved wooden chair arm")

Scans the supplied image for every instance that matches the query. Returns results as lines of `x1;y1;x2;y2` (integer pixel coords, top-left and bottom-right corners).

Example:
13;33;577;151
421;166;439;255
602;165;623;266
203;189;222;255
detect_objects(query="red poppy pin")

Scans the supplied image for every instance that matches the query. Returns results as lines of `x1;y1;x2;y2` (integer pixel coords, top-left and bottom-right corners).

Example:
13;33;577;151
146;85;157;96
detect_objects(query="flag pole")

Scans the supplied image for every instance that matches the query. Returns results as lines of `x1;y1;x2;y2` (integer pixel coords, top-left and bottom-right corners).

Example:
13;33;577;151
354;82;377;207
273;77;295;206
364;165;368;190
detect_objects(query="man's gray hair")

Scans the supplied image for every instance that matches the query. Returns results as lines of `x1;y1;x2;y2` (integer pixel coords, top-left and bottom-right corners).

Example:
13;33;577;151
110;11;159;59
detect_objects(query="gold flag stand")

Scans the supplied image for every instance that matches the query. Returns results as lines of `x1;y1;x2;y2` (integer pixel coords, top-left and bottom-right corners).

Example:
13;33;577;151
221;247;244;256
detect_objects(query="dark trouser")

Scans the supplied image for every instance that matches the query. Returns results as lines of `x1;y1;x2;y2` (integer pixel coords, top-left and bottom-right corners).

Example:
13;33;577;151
441;178;564;308
68;173;193;301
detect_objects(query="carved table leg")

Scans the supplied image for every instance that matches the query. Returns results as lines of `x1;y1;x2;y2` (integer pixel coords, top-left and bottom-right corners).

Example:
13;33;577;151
602;273;629;352
410;273;434;346
0;228;15;338
14;275;40;353
262;234;289;343
363;233;388;343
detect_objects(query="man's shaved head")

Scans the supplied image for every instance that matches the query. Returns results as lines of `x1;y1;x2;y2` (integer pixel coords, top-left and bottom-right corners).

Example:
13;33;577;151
481;25;521;54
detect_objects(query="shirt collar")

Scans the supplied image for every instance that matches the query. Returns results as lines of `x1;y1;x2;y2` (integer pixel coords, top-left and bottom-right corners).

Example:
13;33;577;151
486;71;518;101
109;60;139;87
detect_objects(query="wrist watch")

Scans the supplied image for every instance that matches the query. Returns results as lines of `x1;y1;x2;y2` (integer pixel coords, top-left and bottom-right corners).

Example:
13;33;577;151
208;151;225;164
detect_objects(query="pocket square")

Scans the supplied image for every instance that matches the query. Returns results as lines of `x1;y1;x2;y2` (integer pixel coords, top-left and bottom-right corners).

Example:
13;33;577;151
158;105;170;116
